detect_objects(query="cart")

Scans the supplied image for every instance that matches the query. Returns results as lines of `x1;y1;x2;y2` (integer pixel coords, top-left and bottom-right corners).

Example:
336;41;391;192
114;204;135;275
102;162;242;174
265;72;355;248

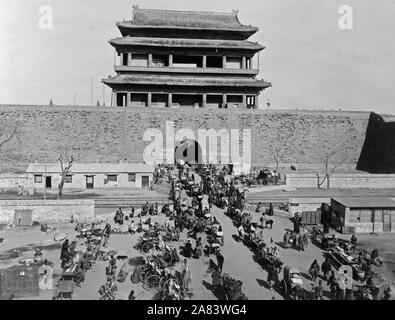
53;272;75;300
281;266;305;300
221;274;248;300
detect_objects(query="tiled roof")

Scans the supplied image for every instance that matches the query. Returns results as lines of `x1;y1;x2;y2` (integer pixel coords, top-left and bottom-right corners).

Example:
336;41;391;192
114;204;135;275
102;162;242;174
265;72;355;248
332;197;395;208
117;7;258;32
103;75;271;88
26;163;154;174
109;37;264;51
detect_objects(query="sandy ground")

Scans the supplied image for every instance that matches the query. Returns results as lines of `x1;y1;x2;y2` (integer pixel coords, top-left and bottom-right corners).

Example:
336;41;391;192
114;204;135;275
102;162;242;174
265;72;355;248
1;201;393;300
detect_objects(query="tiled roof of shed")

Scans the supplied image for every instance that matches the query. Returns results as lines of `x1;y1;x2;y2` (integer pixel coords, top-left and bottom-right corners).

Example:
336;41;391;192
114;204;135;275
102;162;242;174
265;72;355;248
332;197;395;208
109;37;264;51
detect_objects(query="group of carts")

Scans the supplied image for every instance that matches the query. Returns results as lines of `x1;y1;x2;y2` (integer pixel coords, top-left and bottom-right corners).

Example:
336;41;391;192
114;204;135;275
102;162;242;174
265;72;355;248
53;225;104;299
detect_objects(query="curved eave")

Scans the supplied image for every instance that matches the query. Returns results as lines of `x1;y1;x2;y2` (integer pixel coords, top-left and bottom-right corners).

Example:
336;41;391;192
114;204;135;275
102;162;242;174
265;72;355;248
109;38;264;52
116;22;258;36
103;76;271;89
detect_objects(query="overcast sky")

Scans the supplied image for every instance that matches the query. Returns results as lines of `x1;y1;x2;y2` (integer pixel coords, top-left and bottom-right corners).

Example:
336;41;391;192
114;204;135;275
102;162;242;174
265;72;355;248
0;0;394;113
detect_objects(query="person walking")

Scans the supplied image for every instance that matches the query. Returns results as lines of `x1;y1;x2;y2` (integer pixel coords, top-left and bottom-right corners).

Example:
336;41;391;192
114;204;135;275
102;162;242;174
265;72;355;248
267;263;277;291
314;280;324;300
216;251;224;273
60;239;70;269
211;267;221;294
102;223;111;248
181;259;192;292
298;234;304;251
283;231;291;248
321;258;332;281
309;260;320;282
338;270;350;300
327;270;338;300
302;233;309;249
195;237;203;258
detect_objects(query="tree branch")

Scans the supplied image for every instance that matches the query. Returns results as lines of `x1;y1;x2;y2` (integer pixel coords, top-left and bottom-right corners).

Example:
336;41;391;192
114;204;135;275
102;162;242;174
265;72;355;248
0;126;17;149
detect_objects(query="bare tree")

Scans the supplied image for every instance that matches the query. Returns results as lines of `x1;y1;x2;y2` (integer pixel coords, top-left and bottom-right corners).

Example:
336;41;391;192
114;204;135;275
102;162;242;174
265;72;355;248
0;125;18;150
57;146;75;199
317;148;348;189
271;144;282;173
315;124;358;189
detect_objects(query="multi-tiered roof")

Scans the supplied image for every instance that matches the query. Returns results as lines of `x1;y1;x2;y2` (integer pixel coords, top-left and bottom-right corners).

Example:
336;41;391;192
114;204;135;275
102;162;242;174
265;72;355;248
103;7;270;108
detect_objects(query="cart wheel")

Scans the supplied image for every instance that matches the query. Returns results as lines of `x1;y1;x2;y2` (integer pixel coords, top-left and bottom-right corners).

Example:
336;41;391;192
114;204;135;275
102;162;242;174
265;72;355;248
144;275;161;291
142;242;153;253
141;268;151;282
163;252;172;264
151;258;161;269
159;277;167;290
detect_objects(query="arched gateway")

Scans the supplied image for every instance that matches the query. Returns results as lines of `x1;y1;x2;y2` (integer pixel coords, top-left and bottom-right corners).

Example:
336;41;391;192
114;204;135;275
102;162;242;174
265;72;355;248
174;139;203;165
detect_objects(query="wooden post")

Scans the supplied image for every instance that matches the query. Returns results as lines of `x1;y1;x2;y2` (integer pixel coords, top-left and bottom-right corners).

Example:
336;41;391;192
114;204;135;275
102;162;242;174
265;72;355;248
127;92;131;107
43;166;47;200
169;54;173;67
147;92;152;107
222;56;227;68
148;54;153;67
242;57;246;69
222;94;227;108
168;93;172;107
242;94;247;108
254;95;259;109
202;94;207;108
202;55;207;68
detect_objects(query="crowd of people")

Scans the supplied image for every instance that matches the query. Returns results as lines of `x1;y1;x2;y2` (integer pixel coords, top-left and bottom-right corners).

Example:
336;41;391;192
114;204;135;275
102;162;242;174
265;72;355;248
55;161;394;301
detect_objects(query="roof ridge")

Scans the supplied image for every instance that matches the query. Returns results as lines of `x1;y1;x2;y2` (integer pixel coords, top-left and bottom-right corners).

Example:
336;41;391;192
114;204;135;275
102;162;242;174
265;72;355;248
133;7;238;17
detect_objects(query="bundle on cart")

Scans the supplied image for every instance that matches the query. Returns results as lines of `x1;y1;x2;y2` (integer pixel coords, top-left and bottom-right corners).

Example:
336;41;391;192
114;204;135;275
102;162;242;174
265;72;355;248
221;274;248;300
161;278;185;300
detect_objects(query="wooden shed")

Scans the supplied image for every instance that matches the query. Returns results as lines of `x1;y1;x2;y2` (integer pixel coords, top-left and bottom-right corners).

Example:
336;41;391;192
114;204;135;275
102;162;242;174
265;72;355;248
330;197;395;234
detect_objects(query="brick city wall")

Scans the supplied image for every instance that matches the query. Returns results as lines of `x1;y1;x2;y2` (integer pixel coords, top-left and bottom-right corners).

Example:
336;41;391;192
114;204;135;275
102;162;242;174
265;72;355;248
286;173;395;189
357;112;395;173
0;105;369;172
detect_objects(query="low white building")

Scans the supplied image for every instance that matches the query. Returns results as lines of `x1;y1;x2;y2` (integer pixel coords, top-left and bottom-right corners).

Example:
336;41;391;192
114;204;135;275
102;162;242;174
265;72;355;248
26;163;154;190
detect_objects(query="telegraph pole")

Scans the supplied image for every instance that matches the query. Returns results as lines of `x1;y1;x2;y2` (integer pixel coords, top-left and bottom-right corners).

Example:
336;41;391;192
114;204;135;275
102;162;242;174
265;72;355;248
90;76;93;106
102;83;105;106
43;165;47;200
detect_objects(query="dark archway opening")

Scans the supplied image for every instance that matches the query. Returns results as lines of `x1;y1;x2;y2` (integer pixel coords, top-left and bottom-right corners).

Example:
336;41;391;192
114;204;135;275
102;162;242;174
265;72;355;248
174;138;203;165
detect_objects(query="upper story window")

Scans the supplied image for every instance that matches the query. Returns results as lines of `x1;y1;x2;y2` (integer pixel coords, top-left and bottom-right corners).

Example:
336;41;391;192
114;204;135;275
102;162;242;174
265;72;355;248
152;54;169;67
225;57;242;69
122;53;128;66
206;56;223;68
131;54;148;67
64;175;72;183
173;55;202;68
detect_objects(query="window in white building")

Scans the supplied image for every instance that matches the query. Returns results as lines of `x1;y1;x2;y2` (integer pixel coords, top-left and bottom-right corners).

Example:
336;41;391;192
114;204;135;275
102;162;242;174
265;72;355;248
64;175;72;183
34;175;43;183
128;173;136;182
106;174;118;182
